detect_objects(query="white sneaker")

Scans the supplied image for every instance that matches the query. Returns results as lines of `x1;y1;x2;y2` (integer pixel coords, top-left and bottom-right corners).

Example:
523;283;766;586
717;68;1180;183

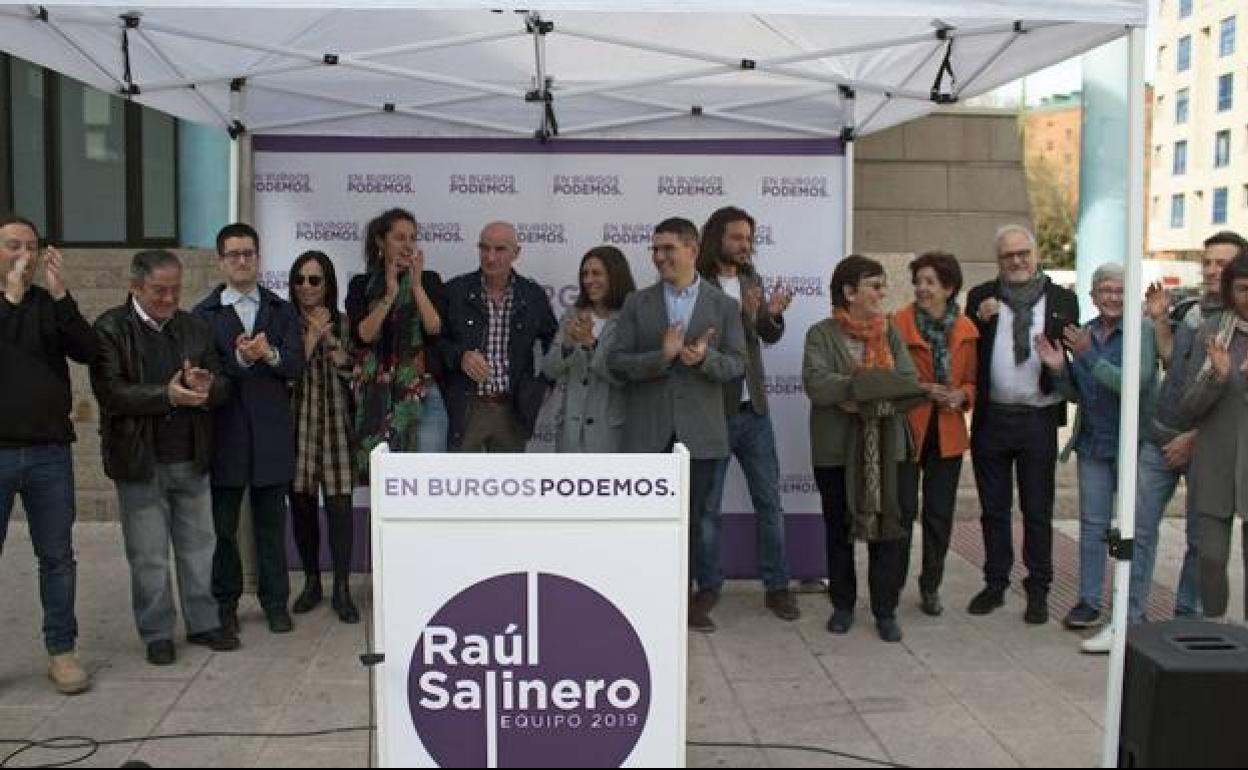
1080;626;1114;655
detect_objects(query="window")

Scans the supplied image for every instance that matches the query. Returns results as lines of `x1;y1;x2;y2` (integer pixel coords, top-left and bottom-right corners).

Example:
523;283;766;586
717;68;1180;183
1218;73;1234;111
1176;88;1190;123
9;58;46;234
1215;130;1231;167
1214;187;1229;224
58;78;127;242
1172;194;1186;228
1222;16;1237;56
1174;140;1188;174
1;54;178;246
1178;36;1192;72
1181;0;1193;18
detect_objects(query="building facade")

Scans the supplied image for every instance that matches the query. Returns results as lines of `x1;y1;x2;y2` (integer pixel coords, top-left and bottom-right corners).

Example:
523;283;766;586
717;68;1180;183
1150;0;1248;257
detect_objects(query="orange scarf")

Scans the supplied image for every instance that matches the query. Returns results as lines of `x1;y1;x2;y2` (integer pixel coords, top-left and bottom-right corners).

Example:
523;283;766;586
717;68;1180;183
834;308;895;370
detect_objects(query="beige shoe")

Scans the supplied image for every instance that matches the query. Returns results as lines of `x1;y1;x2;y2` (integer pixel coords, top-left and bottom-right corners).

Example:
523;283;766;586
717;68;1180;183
48;653;90;695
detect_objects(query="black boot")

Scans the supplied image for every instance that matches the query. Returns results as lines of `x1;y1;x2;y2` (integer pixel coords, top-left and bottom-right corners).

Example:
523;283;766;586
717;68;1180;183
326;495;358;624
291;572;322;614
332;577;360;624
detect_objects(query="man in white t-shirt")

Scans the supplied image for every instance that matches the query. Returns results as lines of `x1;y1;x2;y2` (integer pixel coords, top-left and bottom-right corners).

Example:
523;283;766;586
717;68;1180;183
697;206;799;623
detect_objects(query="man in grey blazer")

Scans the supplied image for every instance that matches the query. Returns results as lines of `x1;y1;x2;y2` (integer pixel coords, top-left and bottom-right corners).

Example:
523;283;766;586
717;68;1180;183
609;217;747;633
698;207;799;623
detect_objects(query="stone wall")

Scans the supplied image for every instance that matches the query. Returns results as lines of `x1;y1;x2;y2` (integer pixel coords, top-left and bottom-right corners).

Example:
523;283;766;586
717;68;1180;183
855;109;1031;301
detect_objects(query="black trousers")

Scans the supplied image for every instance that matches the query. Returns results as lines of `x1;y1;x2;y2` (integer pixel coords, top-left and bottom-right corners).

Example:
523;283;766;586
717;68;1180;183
970;406;1058;595
211;484;291;613
899;414;963;594
290;492;353;581
814;466;906;620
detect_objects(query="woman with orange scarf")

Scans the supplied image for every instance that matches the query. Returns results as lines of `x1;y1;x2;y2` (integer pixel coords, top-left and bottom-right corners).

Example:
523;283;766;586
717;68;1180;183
802;256;925;642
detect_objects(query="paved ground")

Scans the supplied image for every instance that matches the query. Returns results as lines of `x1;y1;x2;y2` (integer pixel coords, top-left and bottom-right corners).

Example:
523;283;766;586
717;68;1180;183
0;517;1240;768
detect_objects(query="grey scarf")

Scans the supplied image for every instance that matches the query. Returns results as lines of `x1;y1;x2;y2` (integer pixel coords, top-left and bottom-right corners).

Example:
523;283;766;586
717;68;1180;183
1000;274;1047;364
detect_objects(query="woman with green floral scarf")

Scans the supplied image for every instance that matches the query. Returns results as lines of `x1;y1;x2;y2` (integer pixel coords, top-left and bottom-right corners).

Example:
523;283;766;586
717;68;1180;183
346;208;447;482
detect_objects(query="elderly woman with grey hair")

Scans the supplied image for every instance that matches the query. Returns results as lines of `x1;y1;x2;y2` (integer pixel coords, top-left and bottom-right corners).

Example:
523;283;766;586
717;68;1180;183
1034;262;1159;634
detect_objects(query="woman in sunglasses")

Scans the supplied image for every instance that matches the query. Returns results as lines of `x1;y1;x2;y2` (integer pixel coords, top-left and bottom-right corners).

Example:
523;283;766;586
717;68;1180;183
287;250;358;623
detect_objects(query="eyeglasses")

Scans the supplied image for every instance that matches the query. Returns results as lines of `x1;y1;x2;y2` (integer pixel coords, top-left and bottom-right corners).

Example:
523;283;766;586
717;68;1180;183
221;249;257;262
293;275;323;287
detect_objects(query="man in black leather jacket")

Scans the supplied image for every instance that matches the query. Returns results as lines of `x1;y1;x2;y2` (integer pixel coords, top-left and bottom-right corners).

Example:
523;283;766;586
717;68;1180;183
90;250;238;665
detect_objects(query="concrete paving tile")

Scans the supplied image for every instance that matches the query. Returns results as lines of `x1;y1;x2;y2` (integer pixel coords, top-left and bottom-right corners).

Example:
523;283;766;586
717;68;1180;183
761;741;898;768
731;677;853;719
992;728;1102;767
712;626;830;683
938;671;1100;735
687;742;770;768
876;729;1019;768
269;679;372;749
173;655;306;710
0;707;50;739
746;710;882;757
129;706;279;768
862;703;1018;767
252;745;370;768
22;681;185;767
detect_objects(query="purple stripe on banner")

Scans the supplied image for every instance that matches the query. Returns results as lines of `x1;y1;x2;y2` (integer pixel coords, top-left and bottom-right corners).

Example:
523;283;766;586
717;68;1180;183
287;508;828;579
253;135;844;157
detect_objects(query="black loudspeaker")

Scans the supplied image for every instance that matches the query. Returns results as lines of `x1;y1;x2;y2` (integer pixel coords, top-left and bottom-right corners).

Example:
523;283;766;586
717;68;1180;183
1119;620;1248;767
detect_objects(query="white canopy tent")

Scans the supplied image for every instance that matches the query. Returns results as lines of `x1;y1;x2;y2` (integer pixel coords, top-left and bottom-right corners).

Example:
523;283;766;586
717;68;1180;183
0;3;1149;767
0;2;1142;141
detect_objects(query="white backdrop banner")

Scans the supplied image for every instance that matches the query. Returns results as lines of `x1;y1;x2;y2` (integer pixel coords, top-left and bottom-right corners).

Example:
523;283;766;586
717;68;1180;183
254;136;844;576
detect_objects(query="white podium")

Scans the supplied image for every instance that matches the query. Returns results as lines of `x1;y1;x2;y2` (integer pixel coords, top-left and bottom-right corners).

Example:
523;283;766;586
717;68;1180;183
369;445;690;768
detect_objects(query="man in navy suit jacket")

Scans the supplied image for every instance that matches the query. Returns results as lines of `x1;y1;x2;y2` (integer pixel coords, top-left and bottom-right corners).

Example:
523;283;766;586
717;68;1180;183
194;223;303;637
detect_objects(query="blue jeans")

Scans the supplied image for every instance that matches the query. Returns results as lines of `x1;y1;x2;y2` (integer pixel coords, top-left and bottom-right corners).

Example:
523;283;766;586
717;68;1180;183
1131;440;1202;622
706;409;789;591
417;382;450;453
0;444;79;655
1076;454;1117;609
116;463;218;643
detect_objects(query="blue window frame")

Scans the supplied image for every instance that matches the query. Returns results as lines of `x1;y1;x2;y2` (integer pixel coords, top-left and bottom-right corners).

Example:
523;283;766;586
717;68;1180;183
1214;187;1229;224
1218;73;1235;111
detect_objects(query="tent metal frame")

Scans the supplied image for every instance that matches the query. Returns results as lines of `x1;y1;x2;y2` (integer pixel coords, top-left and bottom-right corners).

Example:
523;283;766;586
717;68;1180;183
7;4;1079;140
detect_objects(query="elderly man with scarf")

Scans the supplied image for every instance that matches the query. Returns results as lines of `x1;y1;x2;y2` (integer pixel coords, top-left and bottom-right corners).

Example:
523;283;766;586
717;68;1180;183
965;225;1079;625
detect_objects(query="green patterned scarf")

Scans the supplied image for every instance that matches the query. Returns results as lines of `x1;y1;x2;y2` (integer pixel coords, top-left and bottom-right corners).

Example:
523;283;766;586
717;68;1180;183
916;301;959;385
353;269;427;480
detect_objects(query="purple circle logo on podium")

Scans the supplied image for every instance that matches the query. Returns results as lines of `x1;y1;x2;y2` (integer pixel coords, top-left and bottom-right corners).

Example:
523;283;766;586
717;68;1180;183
408;572;651;768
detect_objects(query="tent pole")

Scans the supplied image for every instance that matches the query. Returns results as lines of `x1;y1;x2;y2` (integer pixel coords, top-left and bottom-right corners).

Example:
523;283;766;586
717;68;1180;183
1101;24;1146;769
843;139;854;257
228;138;239;224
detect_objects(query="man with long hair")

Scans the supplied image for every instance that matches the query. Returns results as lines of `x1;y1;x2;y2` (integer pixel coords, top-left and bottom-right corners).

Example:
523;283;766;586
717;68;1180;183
697;207;799;622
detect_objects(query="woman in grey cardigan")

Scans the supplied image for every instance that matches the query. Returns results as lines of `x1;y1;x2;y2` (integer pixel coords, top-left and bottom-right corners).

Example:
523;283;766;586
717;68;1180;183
1179;250;1248;621
542;246;637;452
803;255;925;643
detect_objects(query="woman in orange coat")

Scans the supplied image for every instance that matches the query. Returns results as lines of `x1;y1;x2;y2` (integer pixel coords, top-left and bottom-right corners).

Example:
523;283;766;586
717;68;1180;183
894;251;979;617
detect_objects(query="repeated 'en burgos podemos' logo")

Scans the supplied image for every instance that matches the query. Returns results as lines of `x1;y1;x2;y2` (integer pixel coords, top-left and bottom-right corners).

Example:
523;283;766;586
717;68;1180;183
409;572;651;768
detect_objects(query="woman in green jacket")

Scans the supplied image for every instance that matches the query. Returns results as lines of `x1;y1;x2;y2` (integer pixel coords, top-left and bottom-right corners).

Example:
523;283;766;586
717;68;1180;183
803;255;925;642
